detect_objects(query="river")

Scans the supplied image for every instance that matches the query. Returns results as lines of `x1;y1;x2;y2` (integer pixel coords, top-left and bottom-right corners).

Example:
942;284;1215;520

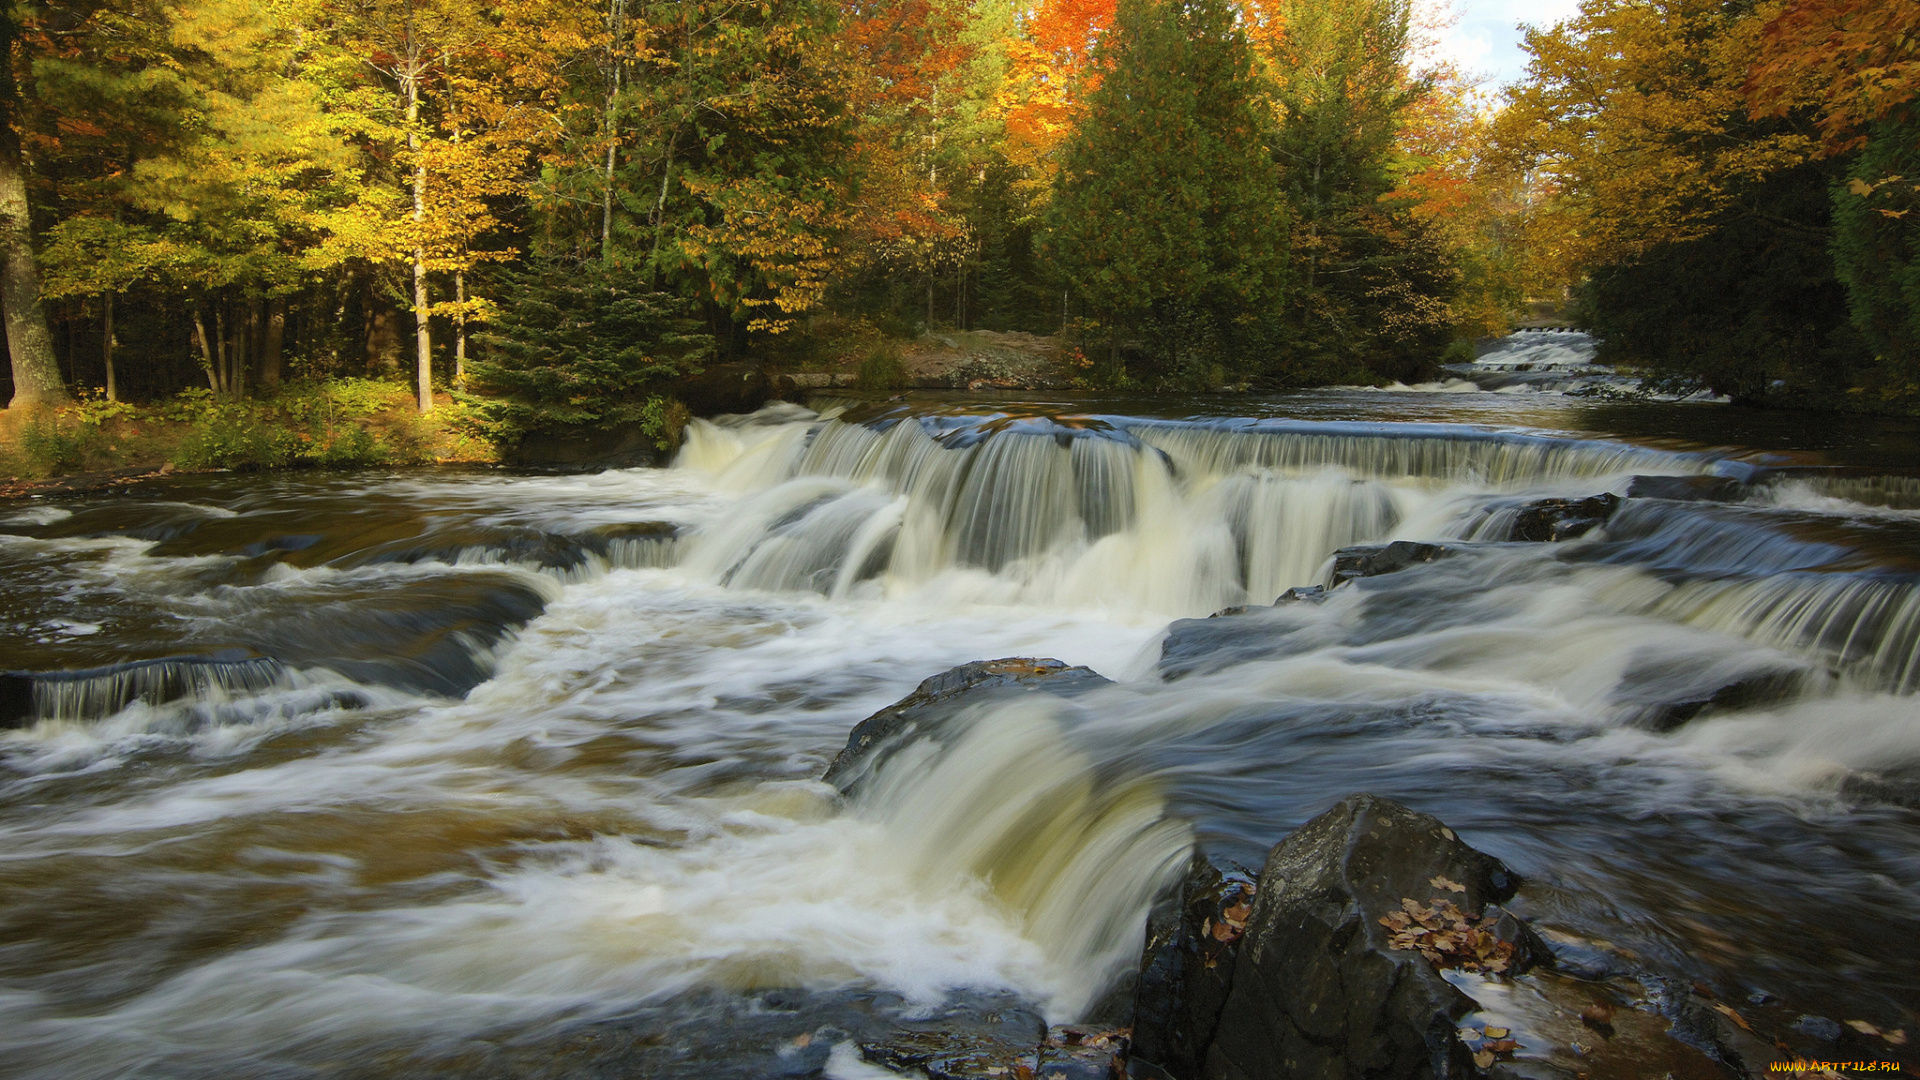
2;374;1918;1077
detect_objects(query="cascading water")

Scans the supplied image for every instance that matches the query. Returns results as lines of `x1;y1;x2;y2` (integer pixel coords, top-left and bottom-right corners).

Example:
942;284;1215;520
1;394;1917;1078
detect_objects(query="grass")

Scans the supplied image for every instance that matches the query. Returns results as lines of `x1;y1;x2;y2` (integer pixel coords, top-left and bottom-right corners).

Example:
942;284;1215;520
0;378;496;484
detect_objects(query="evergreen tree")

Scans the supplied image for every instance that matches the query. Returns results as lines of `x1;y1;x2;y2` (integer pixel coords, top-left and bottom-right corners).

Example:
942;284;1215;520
463;260;712;446
1264;0;1449;383
1041;0;1286;387
1831;114;1920;387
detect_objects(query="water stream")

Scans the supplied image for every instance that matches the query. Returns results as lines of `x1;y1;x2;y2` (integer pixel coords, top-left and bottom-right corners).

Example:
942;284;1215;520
1;388;1917;1077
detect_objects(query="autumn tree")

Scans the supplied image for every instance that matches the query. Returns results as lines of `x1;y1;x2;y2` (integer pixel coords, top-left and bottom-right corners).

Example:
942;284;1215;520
1495;0;1867;400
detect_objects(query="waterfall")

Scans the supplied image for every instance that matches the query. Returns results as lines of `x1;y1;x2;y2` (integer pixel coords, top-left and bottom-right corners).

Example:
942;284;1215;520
674;410;1711;617
3;655;291;726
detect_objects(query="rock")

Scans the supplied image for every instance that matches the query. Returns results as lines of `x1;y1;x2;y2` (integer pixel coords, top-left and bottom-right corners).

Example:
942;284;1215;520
1792;1015;1844;1043
1617;664;1808;732
1202;793;1524;1080
1328;541;1459;588
1507;494;1621;542
861;1030;1038;1079
1130;850;1255;1080
821;658;1111;792
1625;475;1745;503
0;671;32;729
1038;1026;1130;1080
1839;766;1920;809
1276;585;1326;604
1157;606;1320;682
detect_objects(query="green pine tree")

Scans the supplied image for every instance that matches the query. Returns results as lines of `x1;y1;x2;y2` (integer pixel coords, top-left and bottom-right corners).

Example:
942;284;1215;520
1041;0;1286;388
1832;114;1920;392
463;260;713;447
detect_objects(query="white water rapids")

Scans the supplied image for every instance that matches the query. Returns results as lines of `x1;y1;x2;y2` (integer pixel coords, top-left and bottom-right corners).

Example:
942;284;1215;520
1;397;1917;1077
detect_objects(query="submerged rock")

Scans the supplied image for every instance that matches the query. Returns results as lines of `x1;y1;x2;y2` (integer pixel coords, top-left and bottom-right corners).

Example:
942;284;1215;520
1625;475;1746;503
1507;493;1621;542
858;1020;1126;1080
1328;541;1460;588
821;657;1111;792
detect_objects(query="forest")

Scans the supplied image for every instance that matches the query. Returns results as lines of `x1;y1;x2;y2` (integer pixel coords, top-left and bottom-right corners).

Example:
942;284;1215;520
0;0;1915;467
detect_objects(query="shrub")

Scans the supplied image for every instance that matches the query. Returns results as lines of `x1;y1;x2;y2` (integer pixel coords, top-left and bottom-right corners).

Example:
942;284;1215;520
170;402;298;471
856;343;910;390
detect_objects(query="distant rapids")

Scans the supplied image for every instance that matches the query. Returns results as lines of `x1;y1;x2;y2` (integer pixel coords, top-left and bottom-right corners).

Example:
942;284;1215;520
1;392;1917;1078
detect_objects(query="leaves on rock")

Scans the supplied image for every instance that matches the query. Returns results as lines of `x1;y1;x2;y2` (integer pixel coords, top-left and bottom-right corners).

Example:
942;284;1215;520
1378;896;1518;973
1429;875;1466;893
1711;1002;1753;1031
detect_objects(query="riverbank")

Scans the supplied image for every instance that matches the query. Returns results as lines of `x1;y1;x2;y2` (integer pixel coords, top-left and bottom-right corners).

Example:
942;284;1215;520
0;379;496;490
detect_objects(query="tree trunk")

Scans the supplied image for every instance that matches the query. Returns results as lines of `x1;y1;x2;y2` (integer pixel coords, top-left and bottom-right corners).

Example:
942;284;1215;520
0;121;65;408
453;271;466;382
214;305;229;395
102;292;115;402
191;301;218;390
261;297;284;388
406;69;432;413
602;0;623;263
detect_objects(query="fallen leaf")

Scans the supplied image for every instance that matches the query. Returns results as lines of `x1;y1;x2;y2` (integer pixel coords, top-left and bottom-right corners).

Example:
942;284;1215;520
1486;1038;1520;1053
790;1032;812;1048
1457;1027;1481;1043
1845;1019;1880;1037
1711;1003;1753;1032
1473;1050;1494;1069
1484;1027;1509;1039
1884;1028;1907;1046
1430;875;1466;893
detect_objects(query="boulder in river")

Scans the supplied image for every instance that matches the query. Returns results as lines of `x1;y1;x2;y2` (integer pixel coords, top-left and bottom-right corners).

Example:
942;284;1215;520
821;657;1111;792
1624;475;1746;503
1506;493;1620;542
1133;793;1543;1080
1328;541;1459;588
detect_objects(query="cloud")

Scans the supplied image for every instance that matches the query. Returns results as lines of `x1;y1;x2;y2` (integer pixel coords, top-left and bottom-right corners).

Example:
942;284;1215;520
1416;0;1586;87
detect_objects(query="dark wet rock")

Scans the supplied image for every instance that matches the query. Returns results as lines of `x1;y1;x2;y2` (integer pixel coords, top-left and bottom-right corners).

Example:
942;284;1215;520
1625;475;1746;503
1507;493;1620;543
822;657;1111;792
861;1029;1039;1078
1329;541;1459;588
1617;664;1808;732
1039;1026;1130;1079
1202;793;1524;1080
1130;850;1254;1080
1276;585;1326;604
1839;766;1920;809
0;671;33;728
1157;605;1321;682
1792;1015;1844;1043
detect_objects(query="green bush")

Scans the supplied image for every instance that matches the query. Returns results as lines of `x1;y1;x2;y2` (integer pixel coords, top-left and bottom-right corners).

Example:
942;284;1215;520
855;343;910;390
17;412;104;475
1440;339;1477;366
170;402;298;471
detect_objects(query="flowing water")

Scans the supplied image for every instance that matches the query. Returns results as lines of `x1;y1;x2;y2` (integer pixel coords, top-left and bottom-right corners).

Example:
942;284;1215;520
2;387;1919;1077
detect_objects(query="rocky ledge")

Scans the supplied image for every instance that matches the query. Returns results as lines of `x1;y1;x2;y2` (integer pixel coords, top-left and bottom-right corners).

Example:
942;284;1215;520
820;660;1913;1080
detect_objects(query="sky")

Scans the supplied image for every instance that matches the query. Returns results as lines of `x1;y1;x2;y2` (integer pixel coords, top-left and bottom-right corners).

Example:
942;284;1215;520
1422;0;1587;88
